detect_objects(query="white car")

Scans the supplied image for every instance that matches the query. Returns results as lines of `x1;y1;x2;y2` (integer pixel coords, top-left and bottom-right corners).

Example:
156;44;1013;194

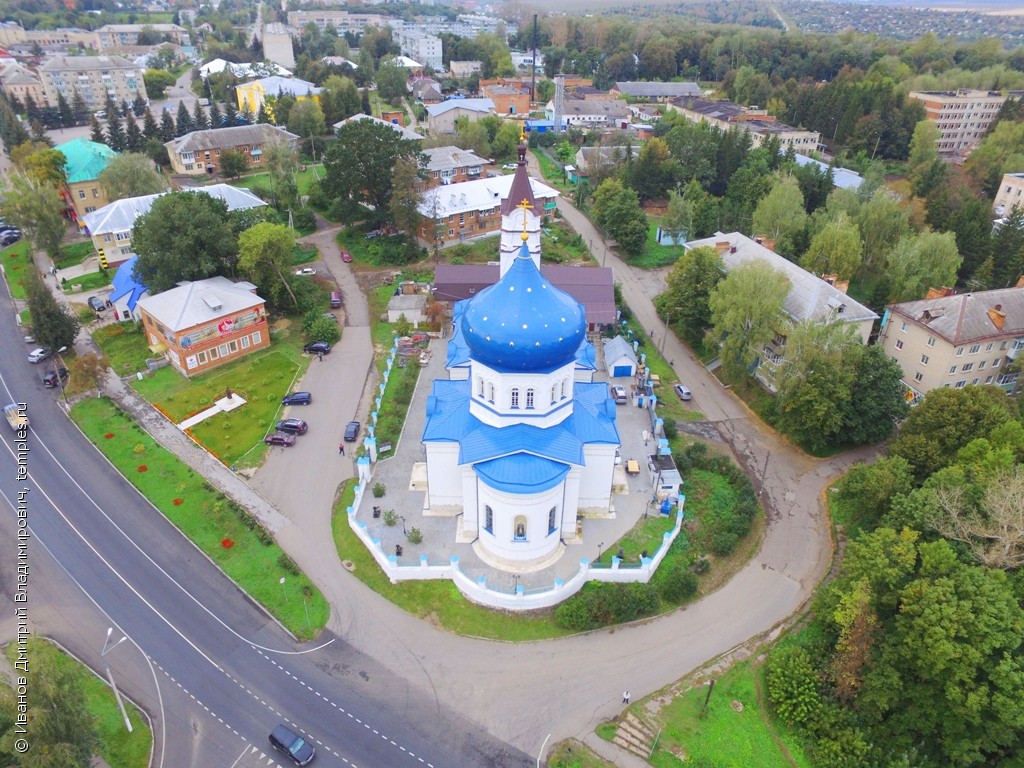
294;267;317;276
502;163;518;170
27;347;52;363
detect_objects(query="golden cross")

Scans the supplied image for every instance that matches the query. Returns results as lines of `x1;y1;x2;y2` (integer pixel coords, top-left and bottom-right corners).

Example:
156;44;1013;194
518;198;532;241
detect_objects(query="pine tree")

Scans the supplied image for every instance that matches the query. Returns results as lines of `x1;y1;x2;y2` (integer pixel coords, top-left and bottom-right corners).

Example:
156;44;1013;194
89;114;105;143
192;99;209;131
224;95;238;124
56;91;73;127
257;103;271;124
142;108;158;139
132;94;147;117
105;111;127;151
29;119;48;143
175;101;193;137
208;100;223;128
159;109;176;141
71;90;88;125
121;99;131;119
361;88;371;115
125;112;143;152
24;93;39;122
240;103;254;125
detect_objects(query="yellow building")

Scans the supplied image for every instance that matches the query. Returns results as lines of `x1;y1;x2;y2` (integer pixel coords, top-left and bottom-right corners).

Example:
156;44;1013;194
234;76;321;120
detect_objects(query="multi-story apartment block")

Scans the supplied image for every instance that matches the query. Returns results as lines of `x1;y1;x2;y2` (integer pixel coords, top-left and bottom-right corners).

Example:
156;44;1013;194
422;146;488;188
95;24;190;50
39;55;146;110
687;233;878;392
286;10;387;35
994;172;1024;217
668;96;821;152
0;62;44;106
165;124;299;176
137;277;270;378
879;287;1024;402
416;174;558;248
394;28;442;72
908;89;1007;156
0;23;97;49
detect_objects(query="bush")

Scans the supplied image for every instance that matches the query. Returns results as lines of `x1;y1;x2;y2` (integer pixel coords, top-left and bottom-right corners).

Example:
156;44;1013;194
554;582;660;631
382;509;397;526
765;645;822;729
654;565;698;602
662;419;678;440
293;206;316;232
406;527;423;544
372;482;386;498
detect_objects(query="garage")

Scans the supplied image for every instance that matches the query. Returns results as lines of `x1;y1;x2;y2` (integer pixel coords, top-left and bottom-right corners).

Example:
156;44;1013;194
603;336;638;379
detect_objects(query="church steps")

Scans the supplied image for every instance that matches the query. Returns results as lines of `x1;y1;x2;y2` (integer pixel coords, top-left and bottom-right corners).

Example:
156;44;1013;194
613;712;658;759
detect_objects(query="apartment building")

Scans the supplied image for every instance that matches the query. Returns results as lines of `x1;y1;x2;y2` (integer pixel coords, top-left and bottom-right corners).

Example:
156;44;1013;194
95;24;190;49
138;277;270;378
54;137;117;224
416;174;558;248
0;62;44;106
422;146;488;188
994;172;1024;217
0;23;97;49
286;10;387;35
165;124;299;176
668;96;821;152
908;89;1007;156
395;28;442;71
39;55;145;110
687;233;878;392
879;287;1024;402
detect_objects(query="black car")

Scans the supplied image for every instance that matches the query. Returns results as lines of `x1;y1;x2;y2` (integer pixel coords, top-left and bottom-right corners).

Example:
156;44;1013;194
88;296;106;312
269;724;315;766
43;368;69;388
303;341;331;355
275;418;308;435
344;420;360;442
282;391;312;406
0;230;21;246
264;432;297;447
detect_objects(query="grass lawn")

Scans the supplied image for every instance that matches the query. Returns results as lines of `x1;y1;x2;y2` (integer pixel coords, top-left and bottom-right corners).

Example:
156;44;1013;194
647;659;811;768
2;240;34;299
64;269;112;293
19;308;31;327
5;638;151;768
531;148;575;194
593;513;676;565
292;243;318;265
132;337;307;468
626;223;685;270
93;323;155;377
230;165;323;197
547;739;615;768
56;240;94;270
72;397;329;640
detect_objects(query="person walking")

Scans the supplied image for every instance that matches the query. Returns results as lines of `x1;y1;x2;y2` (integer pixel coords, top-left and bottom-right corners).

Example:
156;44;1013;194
622;691;630;704
318;352;323;362
338;443;345;455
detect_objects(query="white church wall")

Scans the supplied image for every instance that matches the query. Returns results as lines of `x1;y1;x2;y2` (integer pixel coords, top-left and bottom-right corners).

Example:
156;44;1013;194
477;482;564;562
424;441;462;505
468;361;576;428
461;470;479;531
560;469;581;536
579;445;618;507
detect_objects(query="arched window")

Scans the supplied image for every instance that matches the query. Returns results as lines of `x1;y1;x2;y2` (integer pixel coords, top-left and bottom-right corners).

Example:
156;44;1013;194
551;383;558;404
560;379;567;399
548;507;557;534
484;506;493;533
514;515;527;541
477;376;485;398
525;388;535;408
488;382;495;403
510;388;519;408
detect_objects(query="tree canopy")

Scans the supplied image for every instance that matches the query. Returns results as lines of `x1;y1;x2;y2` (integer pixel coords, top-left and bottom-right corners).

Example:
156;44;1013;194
98;152;166;202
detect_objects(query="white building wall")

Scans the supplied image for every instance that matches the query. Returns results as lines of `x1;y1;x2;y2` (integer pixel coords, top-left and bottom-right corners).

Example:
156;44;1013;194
578;445;617;507
477;482;564;562
468;361;575;428
424;441;462;505
499;209;542;271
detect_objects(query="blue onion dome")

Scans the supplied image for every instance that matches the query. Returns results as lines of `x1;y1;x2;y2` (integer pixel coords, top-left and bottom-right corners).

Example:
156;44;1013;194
461;242;586;370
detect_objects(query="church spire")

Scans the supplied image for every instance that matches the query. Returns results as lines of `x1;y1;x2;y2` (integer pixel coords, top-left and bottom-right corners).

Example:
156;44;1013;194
501;127;537;217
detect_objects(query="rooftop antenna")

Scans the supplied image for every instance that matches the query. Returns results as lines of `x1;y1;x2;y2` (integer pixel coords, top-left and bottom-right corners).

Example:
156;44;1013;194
530;14;538;103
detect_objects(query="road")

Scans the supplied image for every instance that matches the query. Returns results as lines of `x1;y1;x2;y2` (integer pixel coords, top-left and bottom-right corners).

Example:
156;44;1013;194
0;276;531;767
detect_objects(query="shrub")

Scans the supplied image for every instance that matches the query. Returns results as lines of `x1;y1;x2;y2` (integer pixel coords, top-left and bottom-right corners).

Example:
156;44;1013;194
765;645;822;729
655;565;698;602
293;206;316;232
277;552;300;575
372;482;386;498
382;509;398;526
406;527;423;544
662;419;678;440
554;582;659;631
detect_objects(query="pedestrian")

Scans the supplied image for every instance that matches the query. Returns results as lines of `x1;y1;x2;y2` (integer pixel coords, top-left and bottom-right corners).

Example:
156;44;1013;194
622;691;630;704
318;352;323;362
338;443;344;455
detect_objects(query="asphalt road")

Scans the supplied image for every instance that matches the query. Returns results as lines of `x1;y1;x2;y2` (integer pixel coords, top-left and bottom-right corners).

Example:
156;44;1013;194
0;285;530;767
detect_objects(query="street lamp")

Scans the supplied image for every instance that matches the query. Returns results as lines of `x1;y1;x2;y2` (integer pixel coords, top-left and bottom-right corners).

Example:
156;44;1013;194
400;515;407;534
101;628;133;733
513;574;520;593
54;346;70;409
596;541;604;563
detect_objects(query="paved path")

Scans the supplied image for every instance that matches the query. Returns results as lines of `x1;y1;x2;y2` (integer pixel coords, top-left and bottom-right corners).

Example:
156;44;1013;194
39;199;877;761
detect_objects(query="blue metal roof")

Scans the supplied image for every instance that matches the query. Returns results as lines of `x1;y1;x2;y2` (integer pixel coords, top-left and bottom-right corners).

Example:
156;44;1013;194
109;256;148;311
460;242;586;371
474;454;570;494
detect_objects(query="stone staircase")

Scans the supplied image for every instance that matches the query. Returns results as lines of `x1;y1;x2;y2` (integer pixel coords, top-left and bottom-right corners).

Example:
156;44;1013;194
613;711;658;761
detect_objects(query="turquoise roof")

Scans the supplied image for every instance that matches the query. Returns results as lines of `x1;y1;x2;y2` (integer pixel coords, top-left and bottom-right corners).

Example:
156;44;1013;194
55;137;117;183
460;242;586;371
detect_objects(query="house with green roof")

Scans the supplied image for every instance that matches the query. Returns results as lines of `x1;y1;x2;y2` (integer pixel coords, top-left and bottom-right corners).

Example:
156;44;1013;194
54;137;118;226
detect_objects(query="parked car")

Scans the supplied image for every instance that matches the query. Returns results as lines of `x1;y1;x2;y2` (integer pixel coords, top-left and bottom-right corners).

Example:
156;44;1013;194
295;267;317;276
343;420;360;441
43;367;69;388
340;249;352;263
275;418;308;435
322;312;338;322
281;391;312;406
674;383;692;401
268;724;315;766
87;296;106;312
264;432;297;447
0;223;19;233
364;229;381;239
610;384;628;404
502;163;518;170
0;230;21;246
303;341;331;355
27;347;52;363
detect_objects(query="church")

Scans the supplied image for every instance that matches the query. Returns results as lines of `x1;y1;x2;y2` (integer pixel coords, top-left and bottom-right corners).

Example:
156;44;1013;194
420;139;621;572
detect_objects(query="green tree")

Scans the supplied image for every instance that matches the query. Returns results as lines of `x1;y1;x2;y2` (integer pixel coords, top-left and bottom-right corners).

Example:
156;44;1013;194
884;231;962;302
323;119;423;218
751;174;808;256
889;385;1018;482
98;152;166;202
454;117;491;157
658;245;724;346
708;261;790;383
630;137;679;202
802;212;863;280
765;645;821;729
237;222;298;309
304;312;341;345
490;120;521;159
175;100;193;137
965;120;1024;197
0;172;66;258
843;344;909;445
319;75;361;126
132;191;239;292
907;119;940;196
835;456;915;530
218;148;249;179
660;190;693;246
286;99;326;141
856;189;911;271
143;69;176;100
389;156;424;259
375;62;407;102
591;177;648;257
24;269;81;352
262;136;299;210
